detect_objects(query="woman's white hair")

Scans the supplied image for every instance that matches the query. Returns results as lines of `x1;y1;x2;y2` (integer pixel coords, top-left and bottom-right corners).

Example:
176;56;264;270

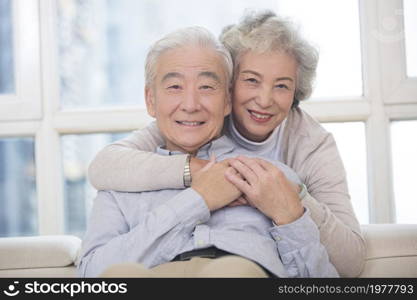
145;26;233;89
220;10;319;106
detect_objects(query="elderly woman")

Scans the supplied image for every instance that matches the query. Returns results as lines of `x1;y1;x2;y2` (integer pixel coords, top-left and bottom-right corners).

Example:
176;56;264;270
88;10;365;277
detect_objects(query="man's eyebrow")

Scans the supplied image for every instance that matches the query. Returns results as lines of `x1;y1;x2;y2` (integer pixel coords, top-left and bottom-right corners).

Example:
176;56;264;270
198;71;221;83
161;72;184;83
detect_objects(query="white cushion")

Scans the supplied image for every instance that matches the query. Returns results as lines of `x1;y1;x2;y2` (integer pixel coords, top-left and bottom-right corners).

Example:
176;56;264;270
0;266;77;278
0;235;81;270
360;224;417;277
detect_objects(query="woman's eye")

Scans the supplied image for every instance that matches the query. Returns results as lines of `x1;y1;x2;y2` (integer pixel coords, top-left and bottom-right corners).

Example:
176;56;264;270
245;78;259;84
167;85;181;90
276;84;289;90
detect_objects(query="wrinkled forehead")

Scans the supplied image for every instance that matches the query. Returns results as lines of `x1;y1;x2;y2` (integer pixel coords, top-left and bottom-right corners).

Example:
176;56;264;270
154;46;228;84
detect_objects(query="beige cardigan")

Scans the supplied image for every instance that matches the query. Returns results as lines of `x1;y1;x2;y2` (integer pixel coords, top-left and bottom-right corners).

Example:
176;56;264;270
88;107;366;277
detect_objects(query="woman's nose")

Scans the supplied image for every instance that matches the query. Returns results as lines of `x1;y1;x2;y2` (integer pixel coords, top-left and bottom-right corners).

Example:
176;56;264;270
255;87;273;108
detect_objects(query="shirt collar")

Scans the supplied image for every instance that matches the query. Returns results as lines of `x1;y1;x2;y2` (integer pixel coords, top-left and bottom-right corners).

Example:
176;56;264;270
156;135;235;158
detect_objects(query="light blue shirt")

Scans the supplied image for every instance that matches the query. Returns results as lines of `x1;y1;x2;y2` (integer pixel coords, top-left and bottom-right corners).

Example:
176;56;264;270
78;134;339;278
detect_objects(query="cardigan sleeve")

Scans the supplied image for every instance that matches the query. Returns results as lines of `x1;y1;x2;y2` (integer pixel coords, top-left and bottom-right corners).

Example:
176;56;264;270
282;108;366;278
298;132;366;277
87;121;187;192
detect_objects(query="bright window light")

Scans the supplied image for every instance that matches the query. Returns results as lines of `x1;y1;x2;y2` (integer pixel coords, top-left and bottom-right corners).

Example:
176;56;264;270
321;122;369;224
391;120;417;223
56;0;362;109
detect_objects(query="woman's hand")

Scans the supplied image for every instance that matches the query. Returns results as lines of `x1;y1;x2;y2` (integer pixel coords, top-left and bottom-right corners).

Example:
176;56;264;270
225;155;303;225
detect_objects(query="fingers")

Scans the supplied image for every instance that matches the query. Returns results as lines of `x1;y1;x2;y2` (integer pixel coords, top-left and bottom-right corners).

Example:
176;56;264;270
227;196;248;207
235;156;267;176
224;167;251;195
253;158;274;172
236;196;248;205
228;158;259;184
253;158;289;182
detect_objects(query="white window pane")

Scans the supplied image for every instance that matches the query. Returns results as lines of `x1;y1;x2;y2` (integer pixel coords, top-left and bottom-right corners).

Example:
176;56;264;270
57;0;362;109
0;137;37;237
61;132;128;237
277;0;362;99
321;122;369;224
391;120;417;223
404;0;417;77
0;0;15;94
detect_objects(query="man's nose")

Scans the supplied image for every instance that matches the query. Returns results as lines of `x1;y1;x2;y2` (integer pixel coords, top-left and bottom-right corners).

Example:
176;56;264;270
255;87;274;108
180;88;201;112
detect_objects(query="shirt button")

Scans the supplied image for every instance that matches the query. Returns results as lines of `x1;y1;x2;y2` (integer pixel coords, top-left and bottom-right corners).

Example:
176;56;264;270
197;240;205;247
272;233;281;241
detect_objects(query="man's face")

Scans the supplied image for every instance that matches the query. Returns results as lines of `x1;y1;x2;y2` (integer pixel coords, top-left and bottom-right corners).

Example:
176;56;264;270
145;46;231;154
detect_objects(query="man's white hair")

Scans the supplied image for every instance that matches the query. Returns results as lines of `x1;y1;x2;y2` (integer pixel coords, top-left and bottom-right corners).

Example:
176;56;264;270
145;26;233;89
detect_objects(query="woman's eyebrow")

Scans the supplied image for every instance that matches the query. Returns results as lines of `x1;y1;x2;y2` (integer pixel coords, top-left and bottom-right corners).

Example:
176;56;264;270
275;77;294;82
241;70;262;78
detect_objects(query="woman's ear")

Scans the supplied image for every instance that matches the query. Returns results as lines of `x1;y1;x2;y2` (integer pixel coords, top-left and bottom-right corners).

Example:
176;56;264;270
145;86;156;117
291;97;300;109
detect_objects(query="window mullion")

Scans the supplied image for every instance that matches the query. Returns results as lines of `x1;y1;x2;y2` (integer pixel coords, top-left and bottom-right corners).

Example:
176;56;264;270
36;0;64;234
360;0;396;223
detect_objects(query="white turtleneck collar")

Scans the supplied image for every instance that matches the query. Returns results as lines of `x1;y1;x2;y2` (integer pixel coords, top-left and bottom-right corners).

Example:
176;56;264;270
226;115;286;159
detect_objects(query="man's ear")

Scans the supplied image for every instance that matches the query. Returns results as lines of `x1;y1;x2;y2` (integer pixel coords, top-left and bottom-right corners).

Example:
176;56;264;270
224;93;232;117
145;86;156;118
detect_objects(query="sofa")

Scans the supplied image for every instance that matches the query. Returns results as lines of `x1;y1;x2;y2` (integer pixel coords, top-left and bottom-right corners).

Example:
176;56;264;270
0;224;416;278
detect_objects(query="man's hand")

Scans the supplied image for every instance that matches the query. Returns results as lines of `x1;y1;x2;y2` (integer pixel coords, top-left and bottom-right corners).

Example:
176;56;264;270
190;157;210;178
191;156;242;211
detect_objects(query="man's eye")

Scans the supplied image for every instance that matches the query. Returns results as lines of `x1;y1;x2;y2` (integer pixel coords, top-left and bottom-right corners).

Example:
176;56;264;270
167;85;181;90
200;85;214;90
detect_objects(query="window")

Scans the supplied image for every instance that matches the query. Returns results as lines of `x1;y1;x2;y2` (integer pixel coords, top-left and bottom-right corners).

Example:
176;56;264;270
0;0;14;94
403;0;417;77
1;1;417;238
322;122;369;224
62;132;129;237
391;120;417;223
0;0;42;120
277;0;362;99
56;0;362;109
0;137;37;237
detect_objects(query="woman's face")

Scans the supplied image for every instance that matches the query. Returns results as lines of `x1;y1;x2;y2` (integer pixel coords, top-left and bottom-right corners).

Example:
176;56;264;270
232;50;297;142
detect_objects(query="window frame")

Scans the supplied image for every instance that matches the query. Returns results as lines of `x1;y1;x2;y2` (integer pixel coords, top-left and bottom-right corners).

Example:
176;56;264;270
0;0;42;121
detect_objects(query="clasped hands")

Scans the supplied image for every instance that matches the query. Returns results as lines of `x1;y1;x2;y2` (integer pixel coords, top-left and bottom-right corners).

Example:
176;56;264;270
191;155;304;225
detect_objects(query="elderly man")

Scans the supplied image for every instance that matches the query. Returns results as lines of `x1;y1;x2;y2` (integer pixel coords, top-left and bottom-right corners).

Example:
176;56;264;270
78;27;338;278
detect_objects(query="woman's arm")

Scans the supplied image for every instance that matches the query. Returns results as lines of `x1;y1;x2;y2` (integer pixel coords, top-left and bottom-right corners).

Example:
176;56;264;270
279;108;366;277
88;121;187;191
225;156;338;277
292;132;366;278
270;209;339;278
